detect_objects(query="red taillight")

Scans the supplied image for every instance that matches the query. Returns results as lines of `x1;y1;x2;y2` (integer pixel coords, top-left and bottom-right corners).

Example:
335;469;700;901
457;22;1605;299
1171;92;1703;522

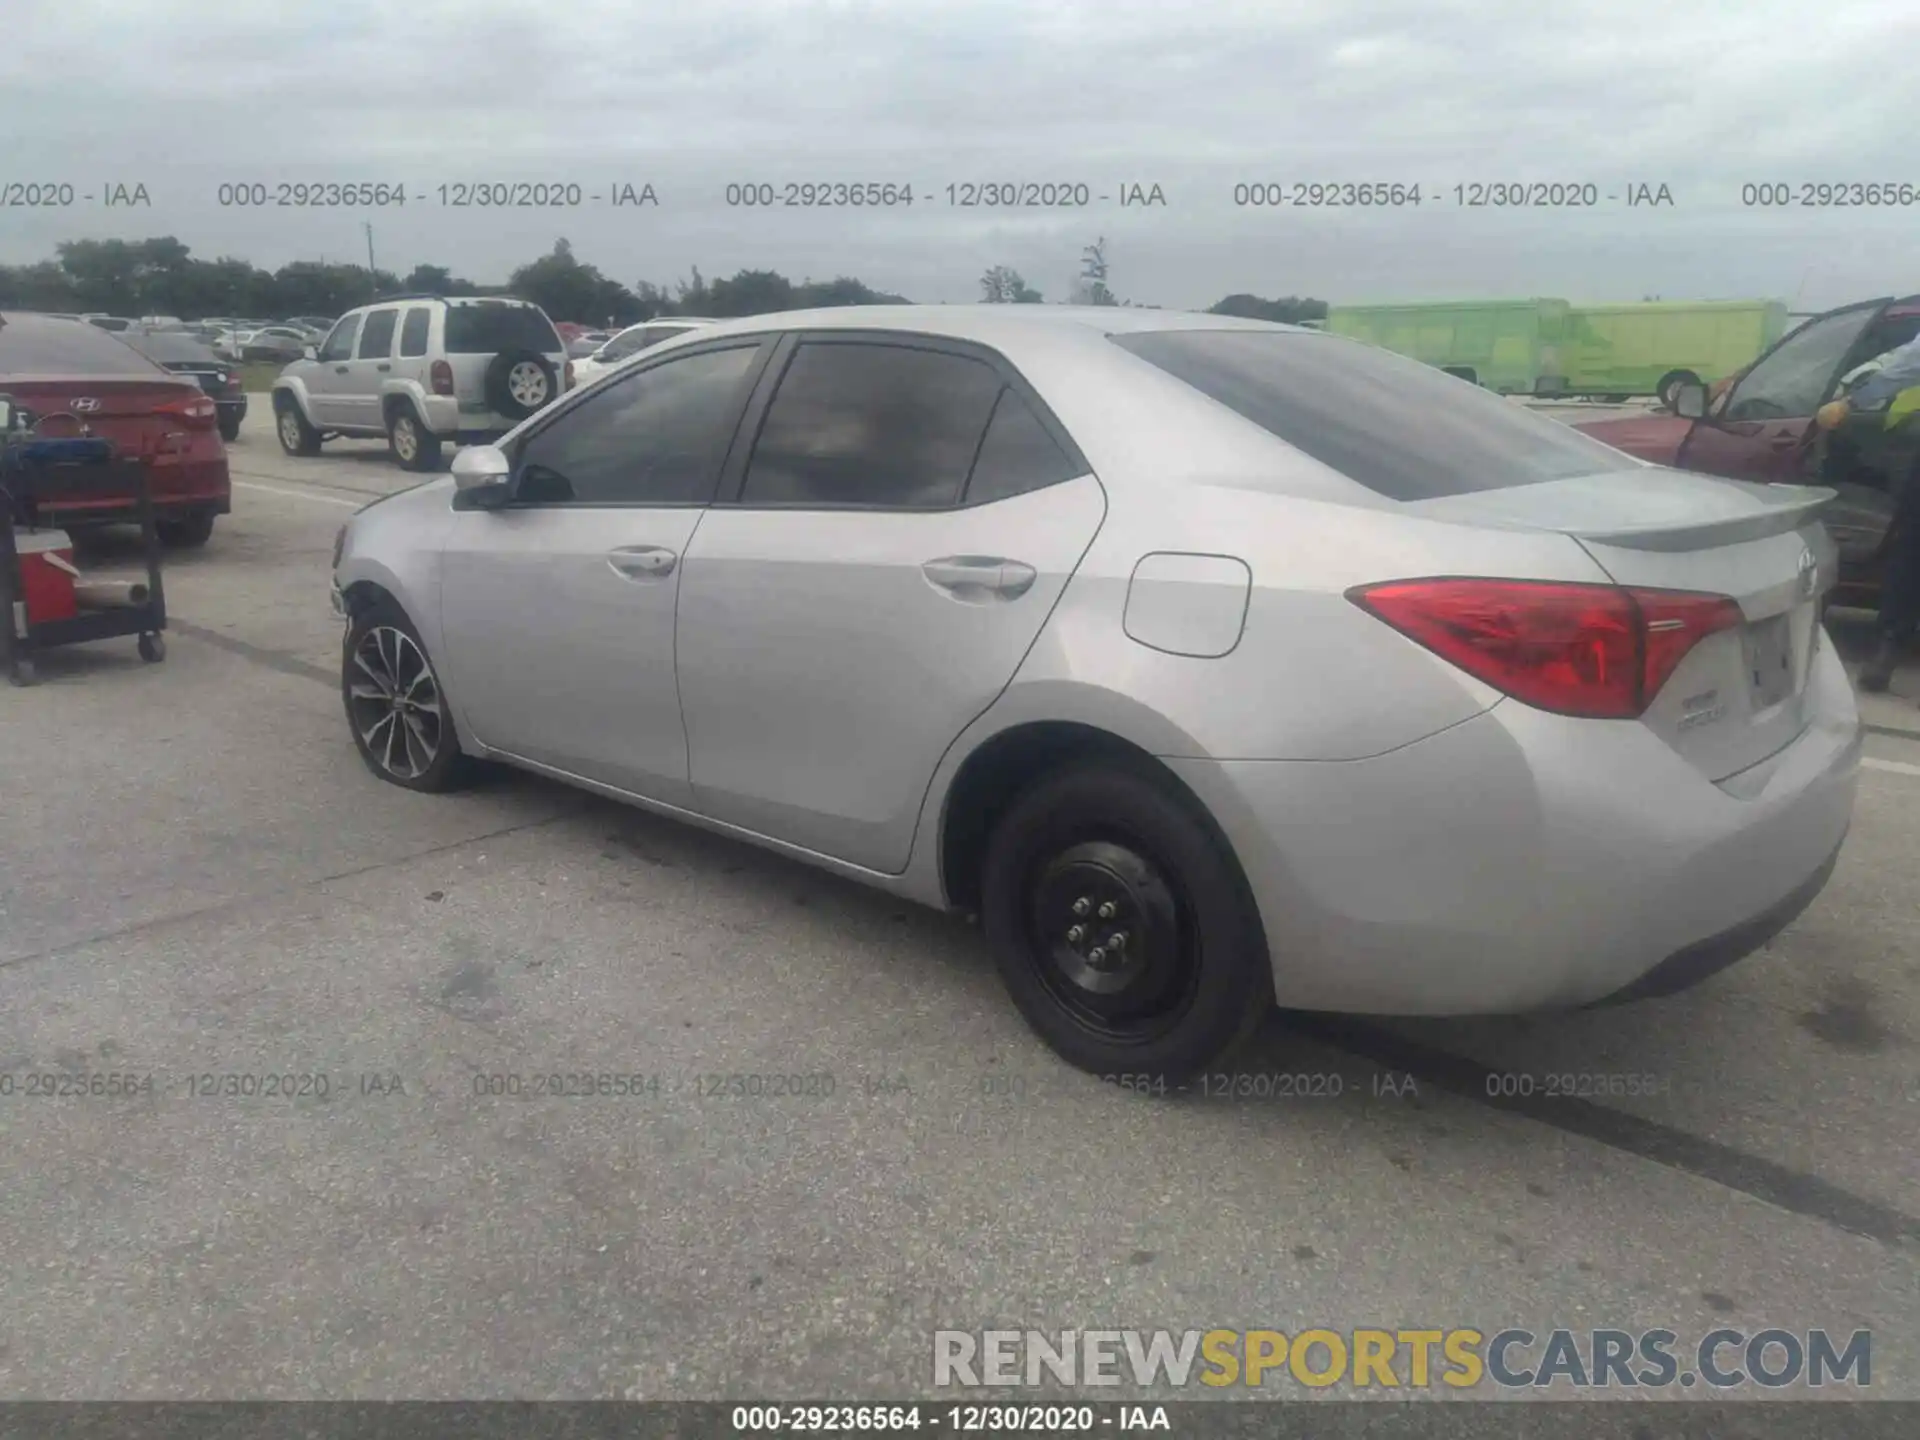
157;393;219;429
430;360;455;396
223;372;243;392
1348;578;1742;719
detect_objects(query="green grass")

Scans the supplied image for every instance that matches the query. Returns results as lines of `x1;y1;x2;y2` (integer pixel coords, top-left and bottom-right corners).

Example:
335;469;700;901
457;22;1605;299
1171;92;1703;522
237;360;286;393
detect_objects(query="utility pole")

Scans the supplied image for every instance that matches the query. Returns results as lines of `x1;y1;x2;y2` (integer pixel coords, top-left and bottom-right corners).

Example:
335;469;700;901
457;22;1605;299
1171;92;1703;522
364;223;377;295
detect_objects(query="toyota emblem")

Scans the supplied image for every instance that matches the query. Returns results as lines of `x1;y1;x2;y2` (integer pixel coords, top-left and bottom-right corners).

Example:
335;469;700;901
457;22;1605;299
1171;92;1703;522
1796;548;1818;599
69;397;100;412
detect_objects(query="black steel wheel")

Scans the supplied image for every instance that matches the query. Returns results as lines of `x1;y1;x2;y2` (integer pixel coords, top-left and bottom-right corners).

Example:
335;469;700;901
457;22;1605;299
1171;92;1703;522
342;601;473;791
981;760;1272;1082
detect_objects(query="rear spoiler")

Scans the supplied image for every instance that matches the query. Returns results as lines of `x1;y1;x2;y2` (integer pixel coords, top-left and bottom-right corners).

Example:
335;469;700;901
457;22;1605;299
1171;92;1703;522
1567;486;1835;552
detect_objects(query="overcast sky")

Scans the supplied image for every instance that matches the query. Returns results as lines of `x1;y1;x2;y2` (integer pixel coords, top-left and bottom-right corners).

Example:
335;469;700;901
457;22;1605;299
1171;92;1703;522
3;0;1915;311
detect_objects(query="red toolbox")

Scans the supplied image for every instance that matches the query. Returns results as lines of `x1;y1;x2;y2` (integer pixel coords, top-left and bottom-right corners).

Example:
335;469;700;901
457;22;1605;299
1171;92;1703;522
11;528;77;625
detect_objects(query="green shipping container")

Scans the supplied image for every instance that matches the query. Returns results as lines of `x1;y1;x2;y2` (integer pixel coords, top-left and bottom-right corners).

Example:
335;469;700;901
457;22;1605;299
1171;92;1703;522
1563;300;1789;402
1325;299;1572;395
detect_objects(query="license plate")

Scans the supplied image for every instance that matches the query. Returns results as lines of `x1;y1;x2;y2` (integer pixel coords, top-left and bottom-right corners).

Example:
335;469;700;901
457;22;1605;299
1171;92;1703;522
1745;615;1795;709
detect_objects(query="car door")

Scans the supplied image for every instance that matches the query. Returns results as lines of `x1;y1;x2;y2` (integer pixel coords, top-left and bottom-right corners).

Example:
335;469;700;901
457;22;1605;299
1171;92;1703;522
338;308;398;431
304;314;362;426
391;306;433;395
435;338;773;804
674;333;1106;873
1677;299;1890;483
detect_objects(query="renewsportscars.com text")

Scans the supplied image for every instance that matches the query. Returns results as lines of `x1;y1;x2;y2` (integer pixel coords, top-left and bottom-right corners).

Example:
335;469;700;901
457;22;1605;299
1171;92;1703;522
932;1327;1871;1391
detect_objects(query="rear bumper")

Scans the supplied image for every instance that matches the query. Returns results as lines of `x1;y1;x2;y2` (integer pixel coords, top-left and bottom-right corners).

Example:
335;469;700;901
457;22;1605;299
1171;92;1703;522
1167;639;1861;1015
33;458;232;525
417;395;517;440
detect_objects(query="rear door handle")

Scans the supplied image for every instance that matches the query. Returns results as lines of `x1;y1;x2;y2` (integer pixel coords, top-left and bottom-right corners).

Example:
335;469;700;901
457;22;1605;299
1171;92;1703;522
922;555;1037;600
376;363;391;372
607;545;678;580
1770;434;1801;449
334;365;350;374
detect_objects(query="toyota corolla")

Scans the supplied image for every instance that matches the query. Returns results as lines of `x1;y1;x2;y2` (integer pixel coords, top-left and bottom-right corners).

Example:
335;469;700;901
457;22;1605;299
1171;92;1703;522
329;306;1861;1079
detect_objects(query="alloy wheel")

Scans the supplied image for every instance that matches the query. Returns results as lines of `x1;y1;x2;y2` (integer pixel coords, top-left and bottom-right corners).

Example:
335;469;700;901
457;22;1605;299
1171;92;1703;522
508;362;549;407
278;409;302;449
346;625;445;780
393;414;418;462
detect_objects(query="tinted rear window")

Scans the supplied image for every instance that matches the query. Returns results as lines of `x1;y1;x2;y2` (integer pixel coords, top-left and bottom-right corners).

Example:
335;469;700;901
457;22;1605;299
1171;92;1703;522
1112;330;1633;500
443;303;561;355
121;333;220;365
0;315;169;376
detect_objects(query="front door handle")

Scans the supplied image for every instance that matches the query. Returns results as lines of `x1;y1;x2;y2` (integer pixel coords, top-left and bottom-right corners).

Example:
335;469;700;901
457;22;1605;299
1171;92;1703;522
376;362;391;372
922;555;1037;600
334;365;350;374
607;545;678;580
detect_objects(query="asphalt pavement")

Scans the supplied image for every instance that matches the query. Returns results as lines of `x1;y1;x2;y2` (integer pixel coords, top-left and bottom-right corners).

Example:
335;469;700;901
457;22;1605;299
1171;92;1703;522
0;415;1916;1403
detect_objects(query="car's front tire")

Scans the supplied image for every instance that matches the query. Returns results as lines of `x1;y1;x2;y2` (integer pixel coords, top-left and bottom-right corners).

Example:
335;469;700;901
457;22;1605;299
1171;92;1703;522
342;599;474;792
980;760;1273;1083
387;404;443;472
274;395;322;456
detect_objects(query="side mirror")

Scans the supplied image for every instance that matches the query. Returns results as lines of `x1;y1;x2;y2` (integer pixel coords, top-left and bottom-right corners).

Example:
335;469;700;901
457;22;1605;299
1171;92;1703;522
1670;381;1708;419
301;345;318;361
451;444;514;507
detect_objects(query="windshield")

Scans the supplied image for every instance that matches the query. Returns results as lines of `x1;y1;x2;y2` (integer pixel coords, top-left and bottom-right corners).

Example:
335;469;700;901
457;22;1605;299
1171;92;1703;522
121;333;221;364
0;313;172;375
1113;329;1637;500
443;302;562;355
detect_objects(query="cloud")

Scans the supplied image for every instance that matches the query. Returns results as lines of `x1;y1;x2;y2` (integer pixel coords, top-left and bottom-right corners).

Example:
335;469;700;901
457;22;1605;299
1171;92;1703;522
1;0;1912;309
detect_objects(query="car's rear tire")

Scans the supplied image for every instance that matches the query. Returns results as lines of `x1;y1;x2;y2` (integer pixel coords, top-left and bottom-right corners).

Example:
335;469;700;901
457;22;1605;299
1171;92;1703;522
156;512;215;548
980;760;1273;1083
218;415;241;443
342;599;474;793
274;395;322;456
387;405;443;473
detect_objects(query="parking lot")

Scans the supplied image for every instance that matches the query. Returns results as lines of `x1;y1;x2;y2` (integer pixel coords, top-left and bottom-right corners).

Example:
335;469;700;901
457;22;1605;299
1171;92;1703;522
1;416;1918;1402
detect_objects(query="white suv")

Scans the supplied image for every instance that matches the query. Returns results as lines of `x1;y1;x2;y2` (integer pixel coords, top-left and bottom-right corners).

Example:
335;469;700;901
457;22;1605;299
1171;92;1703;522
271;295;570;471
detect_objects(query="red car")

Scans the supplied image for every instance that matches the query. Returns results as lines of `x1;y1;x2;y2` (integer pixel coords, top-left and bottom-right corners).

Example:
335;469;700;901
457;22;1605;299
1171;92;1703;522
1574;294;1920;608
0;312;231;546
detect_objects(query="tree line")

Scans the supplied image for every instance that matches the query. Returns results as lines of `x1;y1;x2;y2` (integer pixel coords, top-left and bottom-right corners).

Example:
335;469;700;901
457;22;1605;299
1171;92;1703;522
0;235;1328;328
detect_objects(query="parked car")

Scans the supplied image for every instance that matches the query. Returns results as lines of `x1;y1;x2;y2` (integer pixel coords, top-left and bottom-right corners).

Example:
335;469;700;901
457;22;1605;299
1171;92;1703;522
1574;294;1920;609
81;315;136;332
567;331;613;360
573;318;713;386
0;310;230;545
284;316;335;336
231;326;311;363
117;328;248;441
274;294;570;470
329;306;1857;1079
569;318;715;387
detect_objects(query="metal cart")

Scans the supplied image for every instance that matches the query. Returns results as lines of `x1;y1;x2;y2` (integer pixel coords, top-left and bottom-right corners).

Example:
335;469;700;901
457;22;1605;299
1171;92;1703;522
0;415;168;687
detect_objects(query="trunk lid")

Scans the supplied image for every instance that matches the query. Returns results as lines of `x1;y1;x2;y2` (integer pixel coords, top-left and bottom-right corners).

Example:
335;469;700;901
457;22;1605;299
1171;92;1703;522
1412;468;1837;782
3;375;208;460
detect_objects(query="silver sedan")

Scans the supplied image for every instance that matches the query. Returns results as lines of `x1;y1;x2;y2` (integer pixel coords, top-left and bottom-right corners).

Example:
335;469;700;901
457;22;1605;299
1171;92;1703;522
330;306;1861;1079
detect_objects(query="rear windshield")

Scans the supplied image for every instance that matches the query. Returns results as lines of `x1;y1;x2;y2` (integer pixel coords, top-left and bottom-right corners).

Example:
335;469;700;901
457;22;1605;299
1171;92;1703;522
121;333;221;365
0;315;169;377
443;303;561;356
1112;329;1633;500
